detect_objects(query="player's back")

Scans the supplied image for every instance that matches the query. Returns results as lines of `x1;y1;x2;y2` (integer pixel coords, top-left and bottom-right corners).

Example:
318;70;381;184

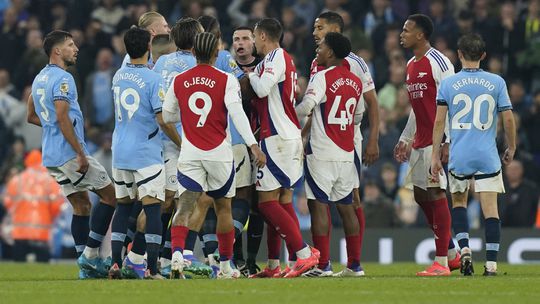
253;48;301;140
31;64;87;167
308;66;362;162
153;50;197;139
440;68;511;175
111;63;164;170
171;64;233;160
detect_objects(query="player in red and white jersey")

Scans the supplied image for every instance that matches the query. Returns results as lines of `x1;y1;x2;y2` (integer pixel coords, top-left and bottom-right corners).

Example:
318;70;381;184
162;32;266;279
393;14;459;276
296;32;365;277
247;18;319;278
306;11;380;276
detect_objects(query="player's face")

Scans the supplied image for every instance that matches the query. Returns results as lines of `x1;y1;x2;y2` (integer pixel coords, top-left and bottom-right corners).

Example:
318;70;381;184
315;39;330;67
59;38;78;66
233;29;254;57
313;18;337;45
149;17;170;36
400;20;419;49
253;28;264;56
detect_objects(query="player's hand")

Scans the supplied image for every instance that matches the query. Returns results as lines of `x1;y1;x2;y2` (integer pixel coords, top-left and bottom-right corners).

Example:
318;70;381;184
502;148;515;166
76;152;89;174
250;144;267;168
440;143;449;164
393;141;410;163
363;140;379;166
430;157;443;183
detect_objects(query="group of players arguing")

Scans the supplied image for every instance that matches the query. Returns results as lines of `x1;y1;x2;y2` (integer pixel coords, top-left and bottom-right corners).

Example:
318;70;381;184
26;9;515;279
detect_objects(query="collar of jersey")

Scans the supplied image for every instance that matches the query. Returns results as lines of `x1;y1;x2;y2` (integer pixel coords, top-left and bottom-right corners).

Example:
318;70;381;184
126;63;147;68
47;64;62;69
462;68;483;72
176;50;192;55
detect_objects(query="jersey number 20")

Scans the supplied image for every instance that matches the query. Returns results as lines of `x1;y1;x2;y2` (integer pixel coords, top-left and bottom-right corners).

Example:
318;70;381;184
451;93;495;131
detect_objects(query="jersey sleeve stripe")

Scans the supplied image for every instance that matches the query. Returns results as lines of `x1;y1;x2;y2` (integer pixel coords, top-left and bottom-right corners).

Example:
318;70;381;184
436;99;448;106
498;105;513;112
347;54;368;73
268;49;278;62
428;49;448;72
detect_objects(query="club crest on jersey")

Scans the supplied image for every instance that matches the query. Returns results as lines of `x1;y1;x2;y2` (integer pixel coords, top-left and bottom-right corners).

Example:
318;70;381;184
60;82;69;94
417;72;428;78
229;59;238;69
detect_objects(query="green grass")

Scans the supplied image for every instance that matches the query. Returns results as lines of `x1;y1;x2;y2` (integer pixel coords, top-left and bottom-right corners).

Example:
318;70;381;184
1;263;540;304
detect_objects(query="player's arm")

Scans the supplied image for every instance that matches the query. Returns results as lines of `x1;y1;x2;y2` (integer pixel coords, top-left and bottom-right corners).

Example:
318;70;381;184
501;110;516;165
247;52;285;98
55;99;88;173
296;74;324;142
162;76;181;124
431;104;448;182
394;110;416;162
225;75;266;168
156;112;181;147
26;94;41;126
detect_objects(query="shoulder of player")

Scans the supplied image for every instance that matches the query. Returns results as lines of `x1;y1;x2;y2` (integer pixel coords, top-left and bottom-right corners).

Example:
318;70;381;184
344;52;369;73
265;48;285;63
426;48;451;72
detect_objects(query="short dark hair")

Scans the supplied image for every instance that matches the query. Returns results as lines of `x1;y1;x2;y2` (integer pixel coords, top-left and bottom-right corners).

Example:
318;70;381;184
323;32;351;59
317;11;344;33
194;32;218;63
43;30;73;57
124;27;151;59
171;17;202;49
457;33;485;61
233;26;254;33
254;18;282;42
198;15;221;40
407;14;434;40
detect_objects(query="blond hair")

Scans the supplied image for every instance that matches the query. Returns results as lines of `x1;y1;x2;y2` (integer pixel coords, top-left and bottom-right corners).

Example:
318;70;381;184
138;11;164;29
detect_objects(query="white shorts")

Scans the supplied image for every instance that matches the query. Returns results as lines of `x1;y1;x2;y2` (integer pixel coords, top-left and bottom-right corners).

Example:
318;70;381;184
177;160;236;198
233;144;253;188
256;135;303;192
353;140;362;189
163;140;180;193
112;164;166;201
449;170;505;194
47;156;111;197
304;155;355;204
404;145;447;190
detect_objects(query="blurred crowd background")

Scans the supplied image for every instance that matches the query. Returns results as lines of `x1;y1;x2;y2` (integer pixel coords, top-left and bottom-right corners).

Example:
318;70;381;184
0;0;539;261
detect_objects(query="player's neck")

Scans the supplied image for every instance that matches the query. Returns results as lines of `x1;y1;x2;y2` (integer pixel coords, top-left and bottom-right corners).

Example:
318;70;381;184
237;55;255;65
328;58;342;67
412;41;431;60
262;42;280;57
49;57;66;70
131;57;148;65
461;60;480;69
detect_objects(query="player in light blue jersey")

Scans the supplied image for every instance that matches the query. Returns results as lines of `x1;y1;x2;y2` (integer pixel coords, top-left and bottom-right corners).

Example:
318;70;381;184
120;11;170;68
431;34;516;277
108;27;181;280
27;30;116;279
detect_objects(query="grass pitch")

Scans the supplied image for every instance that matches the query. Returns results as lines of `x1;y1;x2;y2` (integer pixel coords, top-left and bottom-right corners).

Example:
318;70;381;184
1;263;540;304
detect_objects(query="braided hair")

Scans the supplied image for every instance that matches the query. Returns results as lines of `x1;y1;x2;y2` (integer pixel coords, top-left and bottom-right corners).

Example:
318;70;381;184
194;32;218;63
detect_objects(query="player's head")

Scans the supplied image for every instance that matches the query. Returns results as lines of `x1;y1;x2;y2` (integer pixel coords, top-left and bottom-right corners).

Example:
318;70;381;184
193;32;219;64
253;18;282;56
316;32;351;67
43;30;78;66
400;14;433;49
198;15;221;40
457;33;486;63
313;11;344;45
170;17;204;50
233;26;255;58
138;11;170;36
124;27;151;60
151;33;174;62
